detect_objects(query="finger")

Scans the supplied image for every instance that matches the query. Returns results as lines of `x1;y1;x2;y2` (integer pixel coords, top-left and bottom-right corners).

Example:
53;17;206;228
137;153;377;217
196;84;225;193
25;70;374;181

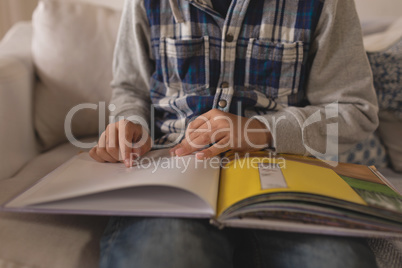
97;131;118;163
195;138;230;160
172;119;214;157
170;134;196;156
169;113;213;157
174;130;216;157
182;122;230;155
185;111;232;148
186;120;212;143
133;134;152;158
118;120;135;167
173;138;202;157
132;125;151;152
169;144;181;156
106;124;120;161
187;114;211;133
89;146;105;163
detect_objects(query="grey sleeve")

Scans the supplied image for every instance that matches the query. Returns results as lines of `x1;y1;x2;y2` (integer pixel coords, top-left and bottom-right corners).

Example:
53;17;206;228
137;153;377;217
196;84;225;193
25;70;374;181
109;0;154;129
257;0;379;156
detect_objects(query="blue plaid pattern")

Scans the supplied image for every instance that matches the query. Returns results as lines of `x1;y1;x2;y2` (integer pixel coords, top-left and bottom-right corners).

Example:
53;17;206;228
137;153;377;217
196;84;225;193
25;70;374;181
144;0;324;145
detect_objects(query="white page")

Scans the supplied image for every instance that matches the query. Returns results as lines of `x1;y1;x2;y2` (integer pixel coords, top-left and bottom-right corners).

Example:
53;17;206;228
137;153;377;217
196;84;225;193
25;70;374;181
25;186;214;218
5;149;221;215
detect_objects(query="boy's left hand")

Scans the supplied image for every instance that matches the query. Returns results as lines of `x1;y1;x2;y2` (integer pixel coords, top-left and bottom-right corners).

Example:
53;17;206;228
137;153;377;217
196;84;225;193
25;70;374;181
169;109;272;159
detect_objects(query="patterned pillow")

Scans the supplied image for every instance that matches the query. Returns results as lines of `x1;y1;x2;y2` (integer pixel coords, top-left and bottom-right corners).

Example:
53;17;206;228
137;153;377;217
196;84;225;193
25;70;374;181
368;37;402;171
367;38;402;119
338;37;402;168
338;132;388;168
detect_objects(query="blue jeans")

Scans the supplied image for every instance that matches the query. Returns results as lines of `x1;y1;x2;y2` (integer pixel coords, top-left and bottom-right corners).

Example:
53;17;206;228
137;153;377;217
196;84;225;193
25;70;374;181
99;217;378;268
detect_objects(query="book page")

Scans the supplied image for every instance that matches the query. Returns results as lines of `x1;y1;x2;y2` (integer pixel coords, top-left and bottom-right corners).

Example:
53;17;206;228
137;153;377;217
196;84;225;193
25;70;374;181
219;218;402;238
5;149;220;217
217;156;366;216
280;154;385;184
19;186;215;218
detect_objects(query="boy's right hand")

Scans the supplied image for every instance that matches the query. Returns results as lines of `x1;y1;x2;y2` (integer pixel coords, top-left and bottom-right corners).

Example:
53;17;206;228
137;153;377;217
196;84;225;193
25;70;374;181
89;120;152;167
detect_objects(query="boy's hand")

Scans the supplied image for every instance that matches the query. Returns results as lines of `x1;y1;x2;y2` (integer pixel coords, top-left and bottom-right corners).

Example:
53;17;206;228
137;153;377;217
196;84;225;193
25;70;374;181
89;120;152;167
170;109;272;159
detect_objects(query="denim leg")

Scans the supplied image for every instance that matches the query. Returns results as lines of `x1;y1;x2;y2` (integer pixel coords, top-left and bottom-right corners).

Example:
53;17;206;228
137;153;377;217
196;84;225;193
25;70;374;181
234;229;378;268
100;217;378;268
99;217;234;268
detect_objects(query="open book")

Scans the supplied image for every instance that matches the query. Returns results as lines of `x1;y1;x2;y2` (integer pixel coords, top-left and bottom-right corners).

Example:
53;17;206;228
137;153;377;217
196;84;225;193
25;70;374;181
2;149;402;238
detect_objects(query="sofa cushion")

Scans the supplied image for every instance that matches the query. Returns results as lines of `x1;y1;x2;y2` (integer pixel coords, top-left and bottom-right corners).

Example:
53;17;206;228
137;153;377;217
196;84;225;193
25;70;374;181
354;0;402;23
58;0;124;10
0;138;108;268
0;23;38;180
378;111;402;172
367;37;402;119
32;0;121;150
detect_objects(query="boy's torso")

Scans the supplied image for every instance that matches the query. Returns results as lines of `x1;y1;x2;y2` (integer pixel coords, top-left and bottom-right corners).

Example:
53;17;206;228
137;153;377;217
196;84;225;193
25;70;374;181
143;0;323;144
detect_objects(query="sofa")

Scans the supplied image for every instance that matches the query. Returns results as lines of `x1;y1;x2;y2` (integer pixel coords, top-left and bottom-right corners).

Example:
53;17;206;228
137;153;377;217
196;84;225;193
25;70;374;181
0;0;401;267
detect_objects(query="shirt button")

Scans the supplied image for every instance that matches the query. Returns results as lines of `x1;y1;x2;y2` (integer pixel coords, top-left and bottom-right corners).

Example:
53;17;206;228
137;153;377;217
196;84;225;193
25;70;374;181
218;99;227;108
221;82;229;88
226;34;234;42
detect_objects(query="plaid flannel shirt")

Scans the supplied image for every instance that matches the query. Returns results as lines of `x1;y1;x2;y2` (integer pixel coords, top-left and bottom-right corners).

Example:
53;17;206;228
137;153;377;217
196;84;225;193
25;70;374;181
144;0;323;145
111;0;378;155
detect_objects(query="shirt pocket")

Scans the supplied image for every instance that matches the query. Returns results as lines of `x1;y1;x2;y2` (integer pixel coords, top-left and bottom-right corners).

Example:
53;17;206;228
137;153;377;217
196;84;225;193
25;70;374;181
160;36;210;95
244;39;304;99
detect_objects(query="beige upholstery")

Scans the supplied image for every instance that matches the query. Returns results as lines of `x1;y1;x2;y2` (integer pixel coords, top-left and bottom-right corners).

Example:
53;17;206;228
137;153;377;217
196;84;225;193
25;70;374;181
354;0;402;21
32;0;121;150
0;138;108;268
0;23;38;181
0;1;120;266
378;111;402;172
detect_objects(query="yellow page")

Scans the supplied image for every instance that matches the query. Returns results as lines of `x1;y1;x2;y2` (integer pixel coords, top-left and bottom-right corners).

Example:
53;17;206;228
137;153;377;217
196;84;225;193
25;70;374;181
217;156;366;216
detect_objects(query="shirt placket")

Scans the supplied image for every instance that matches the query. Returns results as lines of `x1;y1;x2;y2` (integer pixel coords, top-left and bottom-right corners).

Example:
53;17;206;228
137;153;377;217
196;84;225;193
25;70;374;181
213;0;251;112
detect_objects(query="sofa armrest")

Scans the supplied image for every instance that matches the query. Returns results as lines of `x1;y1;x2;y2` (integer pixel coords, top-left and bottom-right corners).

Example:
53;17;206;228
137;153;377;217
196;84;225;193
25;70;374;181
0;22;38;180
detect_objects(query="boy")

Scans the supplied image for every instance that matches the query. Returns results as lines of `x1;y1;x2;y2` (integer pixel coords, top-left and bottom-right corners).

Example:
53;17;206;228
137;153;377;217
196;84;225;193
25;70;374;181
90;0;379;267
